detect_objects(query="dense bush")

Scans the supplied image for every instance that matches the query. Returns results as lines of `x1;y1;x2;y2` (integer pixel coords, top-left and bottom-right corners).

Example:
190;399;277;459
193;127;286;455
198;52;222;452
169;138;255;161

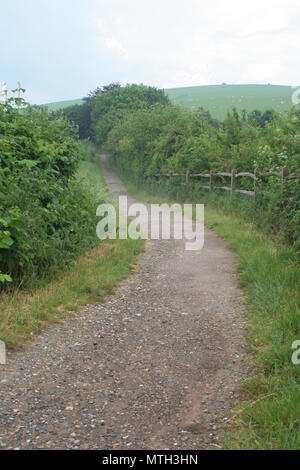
91;84;170;148
0;97;100;287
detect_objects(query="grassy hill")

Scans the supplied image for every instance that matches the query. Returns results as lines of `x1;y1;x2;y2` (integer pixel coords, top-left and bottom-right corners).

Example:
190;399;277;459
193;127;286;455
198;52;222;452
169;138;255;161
43;84;297;120
44;98;84;112
166;84;296;119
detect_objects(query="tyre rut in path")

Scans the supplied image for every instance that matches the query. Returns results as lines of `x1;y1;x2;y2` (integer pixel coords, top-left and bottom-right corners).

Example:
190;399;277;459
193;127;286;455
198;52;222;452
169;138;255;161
0;155;246;450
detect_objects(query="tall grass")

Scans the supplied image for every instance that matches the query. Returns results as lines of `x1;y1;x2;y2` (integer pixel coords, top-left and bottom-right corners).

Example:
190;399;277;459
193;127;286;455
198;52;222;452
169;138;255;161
204;210;300;449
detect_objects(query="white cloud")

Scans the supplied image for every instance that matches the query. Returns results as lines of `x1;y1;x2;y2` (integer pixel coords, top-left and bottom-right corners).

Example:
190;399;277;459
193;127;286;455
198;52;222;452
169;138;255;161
3;0;300;103
93;16;127;57
92;0;300;88
238;60;283;84
104;36;127;55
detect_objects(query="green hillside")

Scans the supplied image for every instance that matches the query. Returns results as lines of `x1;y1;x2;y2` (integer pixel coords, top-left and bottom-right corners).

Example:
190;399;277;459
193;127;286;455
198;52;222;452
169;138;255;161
42;84;298;119
166;84;296;119
44;98;84;112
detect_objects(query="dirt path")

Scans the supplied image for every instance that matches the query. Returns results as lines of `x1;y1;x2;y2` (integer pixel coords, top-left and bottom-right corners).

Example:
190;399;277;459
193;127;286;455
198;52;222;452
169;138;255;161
0;155;246;450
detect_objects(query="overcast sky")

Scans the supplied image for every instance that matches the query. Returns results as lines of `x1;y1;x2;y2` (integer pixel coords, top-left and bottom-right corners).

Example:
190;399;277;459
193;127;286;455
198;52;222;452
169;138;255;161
1;0;299;103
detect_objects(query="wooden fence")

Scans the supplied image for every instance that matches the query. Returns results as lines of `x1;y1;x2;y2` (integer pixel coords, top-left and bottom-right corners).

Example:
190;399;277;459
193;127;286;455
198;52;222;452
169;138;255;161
155;166;300;202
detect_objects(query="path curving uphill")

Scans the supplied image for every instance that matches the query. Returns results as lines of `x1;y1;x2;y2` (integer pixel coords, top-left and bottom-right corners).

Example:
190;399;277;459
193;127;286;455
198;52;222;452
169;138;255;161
0;155;246;450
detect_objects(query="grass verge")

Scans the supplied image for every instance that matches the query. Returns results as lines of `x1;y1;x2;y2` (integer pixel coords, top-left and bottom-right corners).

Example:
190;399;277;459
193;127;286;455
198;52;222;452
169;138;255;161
114;167;300;450
0;159;144;348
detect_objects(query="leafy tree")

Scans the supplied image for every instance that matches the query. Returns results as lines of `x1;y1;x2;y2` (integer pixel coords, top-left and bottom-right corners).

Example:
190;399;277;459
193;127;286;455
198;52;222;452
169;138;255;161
249;109;276;128
91;84;170;147
55;83;122;139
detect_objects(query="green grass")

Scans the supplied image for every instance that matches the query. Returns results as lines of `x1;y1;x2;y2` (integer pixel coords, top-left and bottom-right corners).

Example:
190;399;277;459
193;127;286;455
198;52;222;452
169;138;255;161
166;84;296;119
42;84;299;120
0;159;144;348
43;98;84;112
76;157;110;203
113;168;300;450
204;211;300;449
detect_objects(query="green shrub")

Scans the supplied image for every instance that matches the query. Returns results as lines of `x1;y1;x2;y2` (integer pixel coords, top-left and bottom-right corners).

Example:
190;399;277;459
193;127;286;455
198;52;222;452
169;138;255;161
0;97;100;287
92;84;170;147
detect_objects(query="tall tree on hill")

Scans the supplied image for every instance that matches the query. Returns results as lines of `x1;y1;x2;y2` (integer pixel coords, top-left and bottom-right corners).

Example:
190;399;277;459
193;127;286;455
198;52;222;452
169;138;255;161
91;84;170;147
80;83;121;138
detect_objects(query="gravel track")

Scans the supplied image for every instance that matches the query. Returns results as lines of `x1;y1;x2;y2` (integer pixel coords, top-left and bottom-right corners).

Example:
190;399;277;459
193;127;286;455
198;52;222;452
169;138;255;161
0;155;246;450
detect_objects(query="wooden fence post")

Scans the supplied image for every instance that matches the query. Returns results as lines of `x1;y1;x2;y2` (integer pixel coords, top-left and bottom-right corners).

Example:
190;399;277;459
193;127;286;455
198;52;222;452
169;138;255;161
186;170;191;185
282;166;289;180
254;169;258;205
231;169;237;195
210;170;215;191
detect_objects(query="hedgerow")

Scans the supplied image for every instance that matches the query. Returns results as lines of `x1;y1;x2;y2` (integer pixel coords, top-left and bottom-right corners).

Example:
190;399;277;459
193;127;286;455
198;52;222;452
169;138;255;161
0;96;100;287
104;101;300;247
